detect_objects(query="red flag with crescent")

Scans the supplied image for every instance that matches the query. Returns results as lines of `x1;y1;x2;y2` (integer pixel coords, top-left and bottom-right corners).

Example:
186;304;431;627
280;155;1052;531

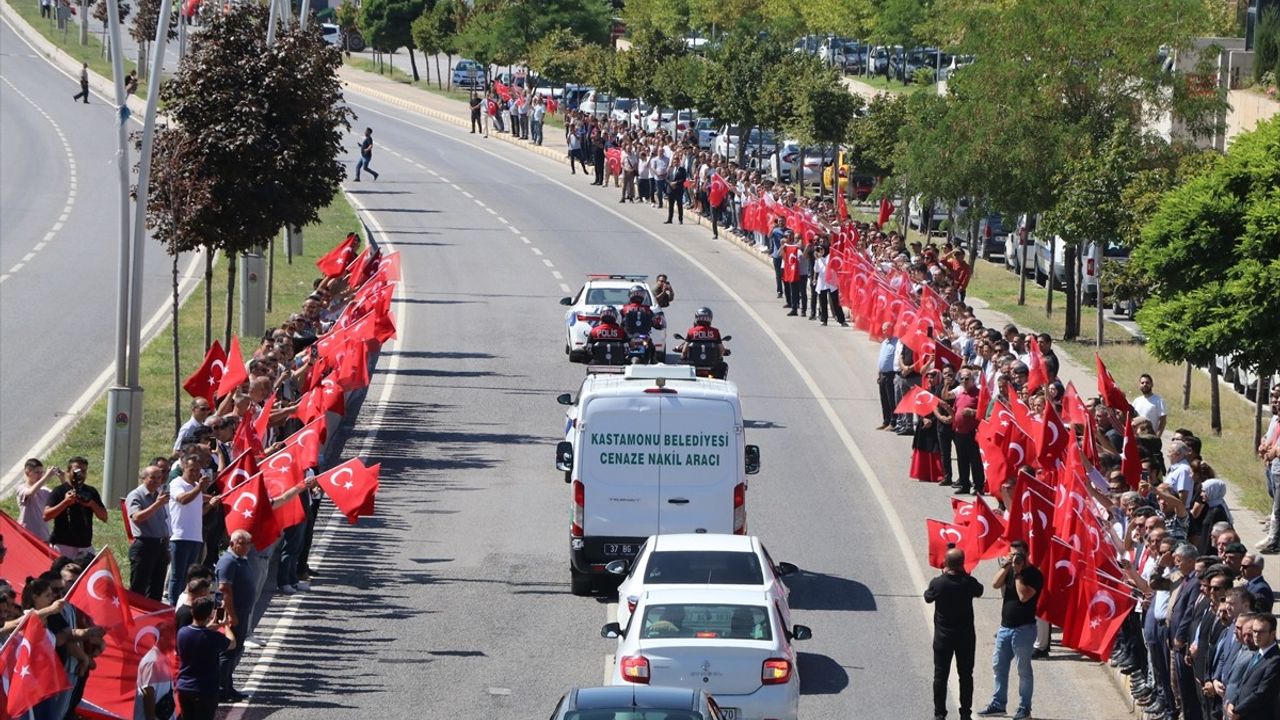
877;197;895;226
64;547;134;642
316;232;359;278
315;458;380;524
709;174;729;208
0;612;73;717
216;449;260;494
926;519;969;569
215;335;248;399
894;385;941;417
221;472;281;551
183;340;226;406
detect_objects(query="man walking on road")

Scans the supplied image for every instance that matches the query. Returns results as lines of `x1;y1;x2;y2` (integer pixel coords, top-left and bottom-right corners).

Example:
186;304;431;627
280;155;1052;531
72;62;89;103
979;541;1042;720
926;548;984;720
354;127;378;182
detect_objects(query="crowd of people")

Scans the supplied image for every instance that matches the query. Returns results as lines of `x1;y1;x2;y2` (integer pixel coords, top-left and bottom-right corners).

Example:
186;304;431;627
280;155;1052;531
521;104;1280;720
4;233;397;719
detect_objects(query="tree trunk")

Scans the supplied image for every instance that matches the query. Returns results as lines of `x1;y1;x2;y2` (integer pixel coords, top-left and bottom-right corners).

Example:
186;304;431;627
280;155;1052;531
1209;361;1222;436
204;247;213;351
423;51;430;86
223;252;236;350
446;54;453;90
172;251;181;436
267;236;275;313
1018;230;1028;306
1096;242;1105;347
1255;373;1266;448
1183;361;1193;409
1064;243;1078;340
435;54;443;89
967;209;979;270
407;46;420;82
1045;234;1055;317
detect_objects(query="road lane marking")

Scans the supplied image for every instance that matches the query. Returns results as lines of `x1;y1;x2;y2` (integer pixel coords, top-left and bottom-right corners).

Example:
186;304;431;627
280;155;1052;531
520;236;530;245
560;283;571;293
496;216;508;224
461;190;473;198
223;191;407;718
551;271;562;280
0;75;77;282
439;176;450;183
474;199;486;207
345;98;945;697
508;226;520;235
531;247;543;256
542;259;554;267
484;207;496;215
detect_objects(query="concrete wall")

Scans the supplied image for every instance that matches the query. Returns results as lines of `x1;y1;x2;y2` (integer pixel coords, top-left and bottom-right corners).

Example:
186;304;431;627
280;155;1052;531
1225;87;1280;145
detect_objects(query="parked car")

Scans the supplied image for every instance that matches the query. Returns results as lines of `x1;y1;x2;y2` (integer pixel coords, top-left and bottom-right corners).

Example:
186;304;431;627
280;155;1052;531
939;54;975;80
451;59;486;89
646;108;696;134
608;98;646;125
908;195;949;231
889;47;947;82
1005;213;1038;276
840;40;869;73
320;22;364;52
1033;234;1070;288
549;686;727;720
866;45;893;75
694;118;719;150
956;214;1008;261
578;90;619;118
1081;241;1131;305
768;142;824;184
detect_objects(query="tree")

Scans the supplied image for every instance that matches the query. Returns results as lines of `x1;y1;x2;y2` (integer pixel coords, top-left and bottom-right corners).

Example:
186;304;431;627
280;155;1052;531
130;0;177;80
453;0;523;83
622;0;692;38
844;91;908;180
527;27;584;88
1131;116;1280;439
146;3;353;347
783;58;861;187
700;33;786;164
336;0;361;53
361;0;428;81
653;52;704;113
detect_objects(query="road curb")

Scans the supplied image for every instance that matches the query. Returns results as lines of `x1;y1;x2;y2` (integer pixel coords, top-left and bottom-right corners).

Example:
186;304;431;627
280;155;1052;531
0;0;148;118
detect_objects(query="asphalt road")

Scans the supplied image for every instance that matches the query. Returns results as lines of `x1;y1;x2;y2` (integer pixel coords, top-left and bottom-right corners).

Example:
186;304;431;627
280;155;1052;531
225;87;1129;720
0;21;188;480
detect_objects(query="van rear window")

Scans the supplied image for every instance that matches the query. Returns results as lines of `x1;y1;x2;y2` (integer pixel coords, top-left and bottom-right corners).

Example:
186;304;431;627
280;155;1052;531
645;551;764;585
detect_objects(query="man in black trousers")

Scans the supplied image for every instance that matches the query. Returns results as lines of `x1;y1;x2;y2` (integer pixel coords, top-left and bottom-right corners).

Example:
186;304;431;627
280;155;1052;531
665;156;688;224
925;547;984;720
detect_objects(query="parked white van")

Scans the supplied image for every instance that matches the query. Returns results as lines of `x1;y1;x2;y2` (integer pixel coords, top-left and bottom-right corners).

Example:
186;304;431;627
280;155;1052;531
554;365;761;595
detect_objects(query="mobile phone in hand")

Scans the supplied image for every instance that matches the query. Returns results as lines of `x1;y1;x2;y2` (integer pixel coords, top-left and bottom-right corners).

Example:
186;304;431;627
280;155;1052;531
214;606;227;624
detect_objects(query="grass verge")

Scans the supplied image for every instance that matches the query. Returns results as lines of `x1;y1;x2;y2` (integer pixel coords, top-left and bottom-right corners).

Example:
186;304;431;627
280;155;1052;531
965;257;1269;513
345;56;567;131
2;191;361;571
9;0;134;83
842;72;928;96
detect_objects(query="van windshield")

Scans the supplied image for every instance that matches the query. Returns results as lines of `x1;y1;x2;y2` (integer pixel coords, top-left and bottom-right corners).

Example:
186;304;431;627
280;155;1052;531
645;551;764;585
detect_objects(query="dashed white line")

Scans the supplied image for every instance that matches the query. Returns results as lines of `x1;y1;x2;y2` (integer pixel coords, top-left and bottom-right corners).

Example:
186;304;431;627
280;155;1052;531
9;264;24;273
520;237;531;245
560;283;572;293
542;259;554;267
427;168;439;176
473;199;486;207
461;190;473;198
552;271;563;280
531;248;543;256
32;242;46;252
484;207;496;215
496;216;508;224
508;226;521;235
439;176;450;183
21;253;35;263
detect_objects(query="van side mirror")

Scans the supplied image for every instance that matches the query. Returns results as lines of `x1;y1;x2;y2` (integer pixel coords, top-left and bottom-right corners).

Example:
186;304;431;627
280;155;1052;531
555;441;574;473
744;445;761;475
557;393;574;405
790;625;813;641
560;297;574;306
601;622;623;639
776;561;799;577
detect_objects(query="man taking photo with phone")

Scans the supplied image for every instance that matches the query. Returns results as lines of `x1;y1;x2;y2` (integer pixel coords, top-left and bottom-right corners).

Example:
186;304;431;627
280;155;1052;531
43;456;109;558
979;540;1043;720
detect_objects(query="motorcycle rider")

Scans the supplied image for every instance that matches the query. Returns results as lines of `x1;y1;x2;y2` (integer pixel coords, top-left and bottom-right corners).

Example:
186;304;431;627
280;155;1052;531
620;284;664;362
586;306;628;361
679;306;729;378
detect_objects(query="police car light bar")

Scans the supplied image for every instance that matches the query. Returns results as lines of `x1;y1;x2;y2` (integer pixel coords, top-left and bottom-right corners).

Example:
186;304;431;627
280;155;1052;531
585;274;648;280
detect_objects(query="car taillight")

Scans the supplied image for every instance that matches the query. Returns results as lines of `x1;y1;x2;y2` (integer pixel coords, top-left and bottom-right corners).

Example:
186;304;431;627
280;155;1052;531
576;313;598;322
1086;258;1095;275
762;658;792;685
626;596;638;614
984;225;992;239
620;655;650;683
733;482;746;534
571;480;584;537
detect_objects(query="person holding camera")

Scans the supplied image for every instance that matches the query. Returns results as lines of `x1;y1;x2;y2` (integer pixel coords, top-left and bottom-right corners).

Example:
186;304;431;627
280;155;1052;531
176;596;234;720
42;456;108;558
978;541;1043;720
925;548;984;720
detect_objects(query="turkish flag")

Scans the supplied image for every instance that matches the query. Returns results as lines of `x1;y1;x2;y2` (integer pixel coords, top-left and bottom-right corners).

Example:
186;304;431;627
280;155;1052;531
877;197;895;226
295;374;346;424
346;245;380;289
282;417;327;470
0;511;61;594
0;612;72;717
1121;419;1142;490
65;547;134;642
82;604;177;720
1004;471;1056;566
781;244;800;283
216;335;248;399
221;473;281;551
933;341;964;372
891;306;920;342
1039;538;1087;628
1005;392;1038;441
333;336;372;392
894;385;941;417
709;175;729;208
494;81;511;100
316;458;380;524
977;419;1010;485
261;457;306;530
951;497;976;527
1035;401;1070;469
1094;353;1134;415
232;407;265;459
252;393;275;443
1061;382;1089;427
216;449;260;495
964;498;1010;563
926;519;968;569
976;372;991;422
1025;336;1049;393
1064;576;1135;660
182;340;226;406
316;232;359;278
837;190;849;220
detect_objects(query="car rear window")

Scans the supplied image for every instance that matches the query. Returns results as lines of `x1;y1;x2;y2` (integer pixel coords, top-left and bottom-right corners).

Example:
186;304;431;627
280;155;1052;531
585;288;639;306
565;707;701;712
640;603;772;641
645;551;764;585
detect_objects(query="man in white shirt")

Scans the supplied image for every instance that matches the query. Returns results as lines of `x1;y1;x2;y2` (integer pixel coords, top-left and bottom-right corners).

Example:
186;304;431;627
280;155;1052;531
1165;440;1194;507
168;453;212;605
1132;373;1168;436
173;398;213;451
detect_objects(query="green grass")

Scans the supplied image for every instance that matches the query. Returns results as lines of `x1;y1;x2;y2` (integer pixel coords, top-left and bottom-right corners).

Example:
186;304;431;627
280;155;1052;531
964;258;1269;513
843;71;929;96
10;0;135;84
2;191;361;570
345;56;567;130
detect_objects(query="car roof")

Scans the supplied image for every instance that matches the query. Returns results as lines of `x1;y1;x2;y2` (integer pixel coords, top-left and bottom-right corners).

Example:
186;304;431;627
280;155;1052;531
572;685;698;710
651;534;757;553
643;587;771;606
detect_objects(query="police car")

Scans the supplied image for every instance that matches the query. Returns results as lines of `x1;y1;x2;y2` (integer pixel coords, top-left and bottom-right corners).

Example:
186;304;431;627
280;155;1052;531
560;274;666;363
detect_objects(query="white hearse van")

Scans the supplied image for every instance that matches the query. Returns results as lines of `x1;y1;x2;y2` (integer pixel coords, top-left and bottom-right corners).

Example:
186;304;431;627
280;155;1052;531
555;365;761;595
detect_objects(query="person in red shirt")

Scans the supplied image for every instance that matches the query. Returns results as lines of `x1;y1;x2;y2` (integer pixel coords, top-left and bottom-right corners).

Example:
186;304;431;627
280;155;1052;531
950;370;985;495
586;306;627;364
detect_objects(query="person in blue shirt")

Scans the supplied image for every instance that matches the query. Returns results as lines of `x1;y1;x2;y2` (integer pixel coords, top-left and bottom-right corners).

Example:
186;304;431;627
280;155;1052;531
216;530;257;702
177;596;233;720
877;330;900;430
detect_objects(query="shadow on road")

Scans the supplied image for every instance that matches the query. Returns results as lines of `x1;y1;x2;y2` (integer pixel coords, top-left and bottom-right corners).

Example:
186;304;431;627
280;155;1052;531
786;571;877;612
798;652;851;695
